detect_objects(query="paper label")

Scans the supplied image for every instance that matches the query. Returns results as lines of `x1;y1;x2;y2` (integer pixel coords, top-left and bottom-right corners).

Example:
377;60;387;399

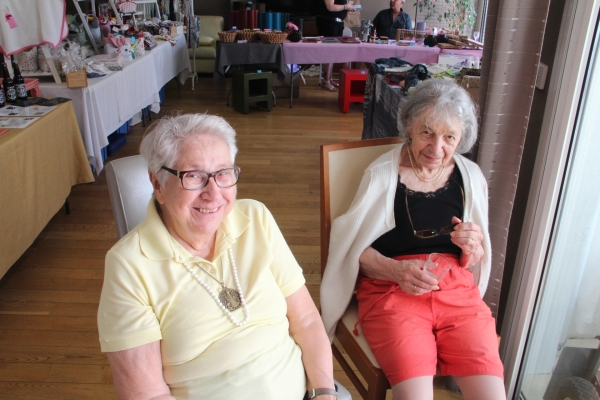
16;84;27;98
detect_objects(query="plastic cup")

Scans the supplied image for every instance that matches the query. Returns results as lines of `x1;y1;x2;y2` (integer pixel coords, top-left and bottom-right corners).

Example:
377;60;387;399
424;253;451;282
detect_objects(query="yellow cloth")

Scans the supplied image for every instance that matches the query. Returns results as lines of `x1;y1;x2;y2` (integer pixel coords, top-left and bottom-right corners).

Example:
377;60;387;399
98;199;306;399
0;102;94;279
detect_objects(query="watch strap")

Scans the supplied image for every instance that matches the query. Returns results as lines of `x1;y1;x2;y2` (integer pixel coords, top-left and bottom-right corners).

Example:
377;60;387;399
308;388;338;399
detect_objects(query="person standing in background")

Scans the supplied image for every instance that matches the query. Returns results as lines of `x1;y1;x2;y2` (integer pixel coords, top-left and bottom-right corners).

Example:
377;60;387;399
373;0;413;39
314;0;357;91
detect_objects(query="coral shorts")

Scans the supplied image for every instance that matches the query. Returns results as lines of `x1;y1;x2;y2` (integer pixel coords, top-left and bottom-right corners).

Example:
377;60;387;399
356;253;504;386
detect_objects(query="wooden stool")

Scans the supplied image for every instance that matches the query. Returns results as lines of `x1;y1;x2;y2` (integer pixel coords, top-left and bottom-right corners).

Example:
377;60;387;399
338;69;368;113
232;70;273;114
24;78;41;97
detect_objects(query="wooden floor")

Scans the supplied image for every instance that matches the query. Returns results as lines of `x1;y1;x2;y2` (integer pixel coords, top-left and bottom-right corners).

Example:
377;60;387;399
0;75;461;399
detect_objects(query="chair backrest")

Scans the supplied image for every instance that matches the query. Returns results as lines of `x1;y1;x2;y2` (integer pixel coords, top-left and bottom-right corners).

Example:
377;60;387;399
105;155;154;238
320;137;402;275
199;15;224;42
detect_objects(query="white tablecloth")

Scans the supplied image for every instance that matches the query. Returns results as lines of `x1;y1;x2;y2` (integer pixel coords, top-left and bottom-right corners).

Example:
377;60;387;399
38;35;192;173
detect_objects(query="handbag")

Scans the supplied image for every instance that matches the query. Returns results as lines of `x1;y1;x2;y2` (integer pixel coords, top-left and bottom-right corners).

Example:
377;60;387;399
119;1;137;13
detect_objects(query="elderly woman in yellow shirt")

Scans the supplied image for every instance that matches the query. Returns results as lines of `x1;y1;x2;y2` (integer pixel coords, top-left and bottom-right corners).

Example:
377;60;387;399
97;114;337;400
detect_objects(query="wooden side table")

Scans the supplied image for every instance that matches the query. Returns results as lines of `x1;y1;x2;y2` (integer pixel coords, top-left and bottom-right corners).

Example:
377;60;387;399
232;70;273;114
338;69;368;113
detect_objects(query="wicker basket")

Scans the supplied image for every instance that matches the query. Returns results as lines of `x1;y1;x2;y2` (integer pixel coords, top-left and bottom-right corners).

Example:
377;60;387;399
259;32;288;44
236;30;259;42
218;31;237;43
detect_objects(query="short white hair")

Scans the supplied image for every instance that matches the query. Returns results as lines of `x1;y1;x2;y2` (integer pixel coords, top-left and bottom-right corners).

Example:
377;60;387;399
140;113;238;186
399;78;478;154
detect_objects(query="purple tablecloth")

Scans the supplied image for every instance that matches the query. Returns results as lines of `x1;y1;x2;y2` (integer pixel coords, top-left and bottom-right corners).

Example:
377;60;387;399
283;42;441;65
283;41;483;65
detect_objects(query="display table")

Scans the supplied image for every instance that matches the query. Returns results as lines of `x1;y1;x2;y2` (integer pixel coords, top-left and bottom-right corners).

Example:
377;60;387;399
213;42;286;85
38;35;192;173
283;41;482;107
282;41;441;66
0;102;95;280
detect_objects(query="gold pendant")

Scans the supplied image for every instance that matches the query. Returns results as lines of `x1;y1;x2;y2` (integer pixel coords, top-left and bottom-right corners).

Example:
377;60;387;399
219;287;242;311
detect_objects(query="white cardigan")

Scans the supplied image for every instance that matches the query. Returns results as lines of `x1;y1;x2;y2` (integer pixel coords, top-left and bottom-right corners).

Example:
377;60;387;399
320;145;491;341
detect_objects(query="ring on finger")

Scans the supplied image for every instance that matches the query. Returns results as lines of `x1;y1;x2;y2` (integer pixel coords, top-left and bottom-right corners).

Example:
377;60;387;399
413;284;417;293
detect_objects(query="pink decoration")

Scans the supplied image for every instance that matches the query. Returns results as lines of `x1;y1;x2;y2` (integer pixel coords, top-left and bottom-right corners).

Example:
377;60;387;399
5;12;17;29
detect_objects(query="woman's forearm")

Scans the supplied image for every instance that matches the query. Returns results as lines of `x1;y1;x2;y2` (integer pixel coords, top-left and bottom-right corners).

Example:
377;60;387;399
323;0;352;12
286;287;336;400
359;246;398;281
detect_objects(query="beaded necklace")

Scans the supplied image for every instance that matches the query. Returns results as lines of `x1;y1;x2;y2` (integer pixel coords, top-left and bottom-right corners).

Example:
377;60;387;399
184;247;250;327
407;146;445;183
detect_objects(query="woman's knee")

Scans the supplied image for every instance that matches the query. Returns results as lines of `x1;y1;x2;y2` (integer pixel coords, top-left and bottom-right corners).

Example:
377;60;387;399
391;376;434;400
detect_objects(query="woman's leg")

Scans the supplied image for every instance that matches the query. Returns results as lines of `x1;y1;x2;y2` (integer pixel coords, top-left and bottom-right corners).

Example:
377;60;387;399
391;376;434;400
322;63;336;91
453;375;506;400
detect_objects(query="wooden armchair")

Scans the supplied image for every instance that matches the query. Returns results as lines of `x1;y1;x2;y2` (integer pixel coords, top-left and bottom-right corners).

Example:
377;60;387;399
320;138;402;400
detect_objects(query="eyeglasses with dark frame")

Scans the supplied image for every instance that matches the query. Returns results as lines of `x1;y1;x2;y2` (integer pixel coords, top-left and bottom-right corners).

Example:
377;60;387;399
404;182;465;239
161;165;241;190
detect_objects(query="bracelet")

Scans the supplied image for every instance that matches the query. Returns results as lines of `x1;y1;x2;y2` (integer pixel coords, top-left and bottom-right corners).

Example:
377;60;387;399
343;4;347;10
308;388;337;399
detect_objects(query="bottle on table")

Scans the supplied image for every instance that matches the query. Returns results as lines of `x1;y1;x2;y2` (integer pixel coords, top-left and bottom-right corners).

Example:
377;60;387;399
11;59;27;101
0;81;5;108
2;62;17;104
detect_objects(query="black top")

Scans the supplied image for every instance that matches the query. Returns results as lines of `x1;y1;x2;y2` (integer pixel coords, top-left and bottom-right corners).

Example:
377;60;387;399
314;0;348;21
372;8;413;38
371;167;464;257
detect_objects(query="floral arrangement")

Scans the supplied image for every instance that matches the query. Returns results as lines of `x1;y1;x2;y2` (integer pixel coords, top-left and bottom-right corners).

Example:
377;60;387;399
286;22;299;32
414;0;476;33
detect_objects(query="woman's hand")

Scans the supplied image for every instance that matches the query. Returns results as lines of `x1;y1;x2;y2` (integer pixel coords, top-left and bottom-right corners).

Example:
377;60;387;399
359;247;439;295
450;216;484;269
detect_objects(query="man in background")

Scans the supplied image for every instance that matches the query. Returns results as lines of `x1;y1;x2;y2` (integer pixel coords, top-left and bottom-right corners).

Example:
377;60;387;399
372;0;413;39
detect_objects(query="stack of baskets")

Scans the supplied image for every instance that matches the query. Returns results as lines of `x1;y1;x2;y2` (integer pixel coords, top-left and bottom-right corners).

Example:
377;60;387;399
258;31;288;44
236;30;259;42
218;31;237;43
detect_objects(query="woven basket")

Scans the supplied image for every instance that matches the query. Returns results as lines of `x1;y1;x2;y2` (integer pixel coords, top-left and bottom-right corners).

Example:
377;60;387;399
236;30;259;42
259;32;288;44
218;31;237;43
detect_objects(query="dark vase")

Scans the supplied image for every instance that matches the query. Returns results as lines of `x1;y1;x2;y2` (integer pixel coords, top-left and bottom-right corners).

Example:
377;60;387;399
424;34;437;47
288;30;301;42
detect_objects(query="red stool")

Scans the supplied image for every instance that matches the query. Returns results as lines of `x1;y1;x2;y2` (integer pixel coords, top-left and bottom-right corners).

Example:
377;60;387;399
338;69;368;113
24;78;41;97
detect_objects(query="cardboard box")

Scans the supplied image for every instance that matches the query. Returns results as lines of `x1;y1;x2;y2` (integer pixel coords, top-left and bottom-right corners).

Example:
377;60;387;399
437;54;473;68
66;70;88;88
170;25;184;35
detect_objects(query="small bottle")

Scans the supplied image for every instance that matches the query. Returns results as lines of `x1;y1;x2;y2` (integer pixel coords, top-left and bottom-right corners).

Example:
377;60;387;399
0;82;5;108
12;59;27;100
2;62;17;104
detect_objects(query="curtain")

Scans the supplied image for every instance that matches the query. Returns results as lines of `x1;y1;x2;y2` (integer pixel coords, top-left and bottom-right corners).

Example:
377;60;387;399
476;0;551;318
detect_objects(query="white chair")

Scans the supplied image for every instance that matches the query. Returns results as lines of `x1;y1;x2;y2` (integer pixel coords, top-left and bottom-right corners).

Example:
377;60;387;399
105;155;352;399
106;155;154;239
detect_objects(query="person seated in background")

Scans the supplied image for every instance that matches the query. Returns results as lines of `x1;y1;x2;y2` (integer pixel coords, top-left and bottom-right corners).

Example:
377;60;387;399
98;114;336;400
373;0;413;39
320;79;506;399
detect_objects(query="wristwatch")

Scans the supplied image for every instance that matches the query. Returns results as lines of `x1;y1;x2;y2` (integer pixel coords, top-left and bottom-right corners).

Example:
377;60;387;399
343;4;347;10
308;388;338;399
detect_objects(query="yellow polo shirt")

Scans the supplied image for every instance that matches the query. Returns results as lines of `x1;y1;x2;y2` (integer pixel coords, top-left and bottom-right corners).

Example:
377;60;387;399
98;199;306;399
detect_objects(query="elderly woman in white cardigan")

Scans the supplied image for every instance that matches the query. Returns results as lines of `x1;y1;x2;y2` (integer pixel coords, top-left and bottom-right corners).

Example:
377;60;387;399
320;79;506;400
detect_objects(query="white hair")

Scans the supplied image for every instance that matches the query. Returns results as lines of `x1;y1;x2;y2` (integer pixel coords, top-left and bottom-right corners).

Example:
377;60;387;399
399;78;479;154
139;113;238;186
